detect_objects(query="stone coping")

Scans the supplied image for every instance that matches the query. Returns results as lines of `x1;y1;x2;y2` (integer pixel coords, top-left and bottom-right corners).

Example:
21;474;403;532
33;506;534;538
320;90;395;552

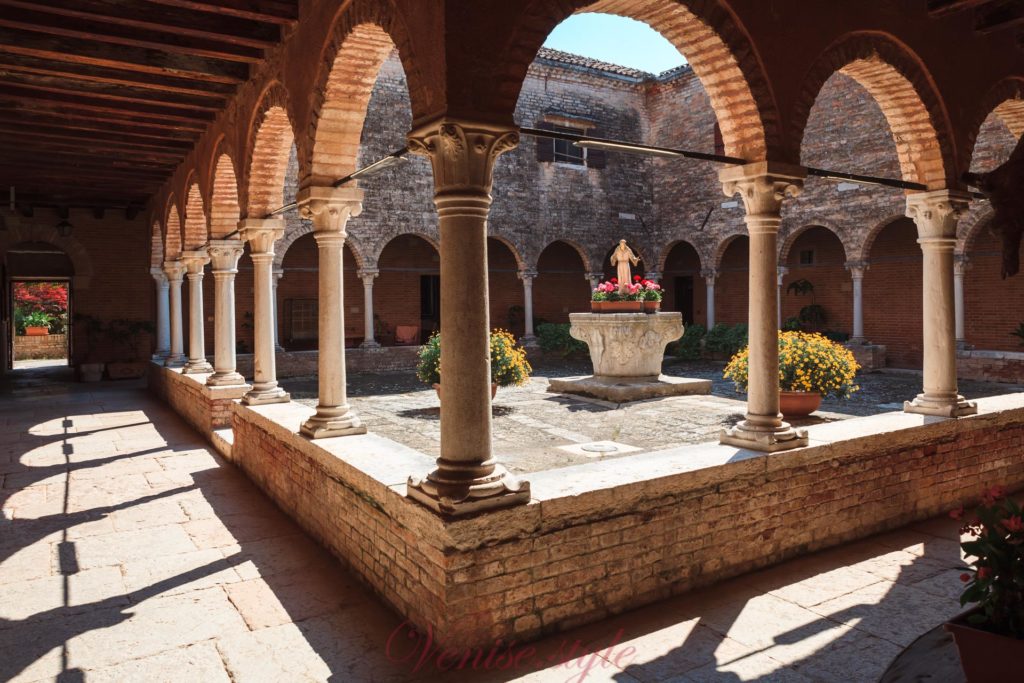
227;382;1024;549
957;348;1024;361
158;364;250;399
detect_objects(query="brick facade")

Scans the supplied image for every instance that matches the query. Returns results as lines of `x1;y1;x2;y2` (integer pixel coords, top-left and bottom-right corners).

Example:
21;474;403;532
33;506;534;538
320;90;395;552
13;333;67;360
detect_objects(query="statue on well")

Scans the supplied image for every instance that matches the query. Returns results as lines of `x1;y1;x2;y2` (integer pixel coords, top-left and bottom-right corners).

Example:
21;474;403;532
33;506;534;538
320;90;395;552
610;239;640;295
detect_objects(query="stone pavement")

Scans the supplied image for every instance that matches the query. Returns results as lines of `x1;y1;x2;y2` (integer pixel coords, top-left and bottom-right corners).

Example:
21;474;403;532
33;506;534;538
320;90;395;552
1;370;975;681
283;361;1022;474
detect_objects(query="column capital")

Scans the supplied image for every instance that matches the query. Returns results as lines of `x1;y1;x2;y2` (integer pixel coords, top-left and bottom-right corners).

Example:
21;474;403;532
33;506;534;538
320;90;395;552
297;185;364;240
906;189;971;241
180;250;210;275
208;239;244;273
954;253;970;275
585;271;603;283
845;260;869;278
720;161;806;223
150;267;168;285
518;268;538;281
407;119;518;196
239;217;286;255
358;269;379;285
701;269;718;283
162;260;185;281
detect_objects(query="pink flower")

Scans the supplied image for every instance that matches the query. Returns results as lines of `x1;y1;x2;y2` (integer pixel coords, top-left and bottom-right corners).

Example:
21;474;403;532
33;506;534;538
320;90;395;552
647;283;661;291
977;567;993;581
1004;515;1024;533
982;485;1007;505
960;573;971;583
949;506;964;521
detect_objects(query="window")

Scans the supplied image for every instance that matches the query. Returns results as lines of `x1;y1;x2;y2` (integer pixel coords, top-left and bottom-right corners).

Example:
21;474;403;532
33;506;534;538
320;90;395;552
799;249;815;266
286;299;318;341
552;125;585;165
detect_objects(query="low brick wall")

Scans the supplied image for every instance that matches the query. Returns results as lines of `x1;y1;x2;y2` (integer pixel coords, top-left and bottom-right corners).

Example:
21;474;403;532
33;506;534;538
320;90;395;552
957;349;1024;384
235;345;421;379
226;393;1024;649
14;333;66;360
847;342;886;371
149;363;248;435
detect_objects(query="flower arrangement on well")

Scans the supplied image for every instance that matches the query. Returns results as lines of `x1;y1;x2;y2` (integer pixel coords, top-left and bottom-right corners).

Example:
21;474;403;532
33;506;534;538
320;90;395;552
723;331;860;398
950;486;1024;639
591;276;662;302
416;329;532;388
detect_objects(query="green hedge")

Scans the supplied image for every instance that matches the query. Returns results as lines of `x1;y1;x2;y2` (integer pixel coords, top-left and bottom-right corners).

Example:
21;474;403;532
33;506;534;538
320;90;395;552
536;323;588;357
705;323;748;357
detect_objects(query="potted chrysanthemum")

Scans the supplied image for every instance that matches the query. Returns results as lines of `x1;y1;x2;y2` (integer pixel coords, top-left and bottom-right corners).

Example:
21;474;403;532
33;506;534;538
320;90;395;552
945;487;1024;681
417;329;532;399
723;331;860;416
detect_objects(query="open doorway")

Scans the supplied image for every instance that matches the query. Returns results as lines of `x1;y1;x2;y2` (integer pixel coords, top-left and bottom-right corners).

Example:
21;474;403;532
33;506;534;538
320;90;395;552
4;241;74;372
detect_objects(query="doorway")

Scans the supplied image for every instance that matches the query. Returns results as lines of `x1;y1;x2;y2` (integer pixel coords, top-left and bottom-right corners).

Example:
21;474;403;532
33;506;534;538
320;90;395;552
4;241;74;372
673;275;694;324
420;274;440;343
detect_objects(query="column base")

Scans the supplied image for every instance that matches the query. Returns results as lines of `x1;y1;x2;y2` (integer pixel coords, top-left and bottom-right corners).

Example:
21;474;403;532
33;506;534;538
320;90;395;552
407;462;531;517
955;340;972;351
242;384;290;405
903;394;977;418
206;371;246;387
165;353;187;368
152;352;170;363
359;340;381;349
847;337;867;345
300;407;367;439
720;420;808;453
182;359;214;374
520;335;539;348
274;344;285;353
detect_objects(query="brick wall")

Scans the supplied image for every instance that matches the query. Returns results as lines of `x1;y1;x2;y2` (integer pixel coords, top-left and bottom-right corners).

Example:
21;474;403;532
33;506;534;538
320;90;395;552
781;226;851;334
864;218;922;367
148;363;247;433
13;333;67;360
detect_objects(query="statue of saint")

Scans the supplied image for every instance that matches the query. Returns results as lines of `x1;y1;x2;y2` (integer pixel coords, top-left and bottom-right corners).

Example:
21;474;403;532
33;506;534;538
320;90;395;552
610;239;640;295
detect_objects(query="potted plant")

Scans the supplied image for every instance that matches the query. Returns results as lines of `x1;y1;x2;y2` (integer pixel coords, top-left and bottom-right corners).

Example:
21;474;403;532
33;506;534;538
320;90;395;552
23;311;52;336
105;319;155;379
945;487;1024;681
638;277;663;313
723;331;860;416
417;329;532;399
591;277;661;313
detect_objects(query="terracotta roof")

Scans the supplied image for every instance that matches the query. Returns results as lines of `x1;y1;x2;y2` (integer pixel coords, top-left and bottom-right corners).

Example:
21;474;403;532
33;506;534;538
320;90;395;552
534;47;693;83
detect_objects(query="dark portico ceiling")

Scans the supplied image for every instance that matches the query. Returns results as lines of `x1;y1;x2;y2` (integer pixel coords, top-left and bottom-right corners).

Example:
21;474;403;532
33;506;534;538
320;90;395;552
0;0;296;213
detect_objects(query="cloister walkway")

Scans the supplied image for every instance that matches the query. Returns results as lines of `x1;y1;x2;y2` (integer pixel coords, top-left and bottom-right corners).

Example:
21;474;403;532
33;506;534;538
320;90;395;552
0;371;969;682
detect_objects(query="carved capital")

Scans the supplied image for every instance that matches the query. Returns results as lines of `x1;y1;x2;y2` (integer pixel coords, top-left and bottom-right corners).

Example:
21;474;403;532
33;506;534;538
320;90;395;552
720;162;806;230
296;186;364;240
162;259;186;283
845;260;869;279
239;218;285;255
150;267;169;287
180;249;210;276
407;119;519;196
518;269;538;282
358;269;379;287
701;269;718;284
207;239;245;273
954;254;970;276
906;190;971;242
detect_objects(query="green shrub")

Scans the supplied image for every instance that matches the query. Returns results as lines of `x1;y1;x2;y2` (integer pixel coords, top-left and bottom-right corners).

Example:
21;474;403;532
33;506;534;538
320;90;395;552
416;333;442;385
705;323;748;357
416;330;532;387
673;323;706;360
536;322;588;357
23;311;52;329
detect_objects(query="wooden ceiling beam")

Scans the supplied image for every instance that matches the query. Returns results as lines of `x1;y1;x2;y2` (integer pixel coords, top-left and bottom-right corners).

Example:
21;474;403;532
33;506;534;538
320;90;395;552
0;85;214;126
4;191;149;209
0;72;223;112
0;159;171;182
0;137;185;163
0;28;248;84
976;2;1024;32
0;0;281;49
0;110;202;141
141;0;298;26
0;54;233;99
927;0;994;16
0;123;193;153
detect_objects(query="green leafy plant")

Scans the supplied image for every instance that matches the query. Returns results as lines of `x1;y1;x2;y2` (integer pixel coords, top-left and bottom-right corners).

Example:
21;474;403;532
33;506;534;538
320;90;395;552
951;486;1024;639
23;311;52;328
536;322;588;357
672;323;706;361
782;317;802;332
705;323;748;357
417;330;532;387
105;319;155;361
798;304;828;329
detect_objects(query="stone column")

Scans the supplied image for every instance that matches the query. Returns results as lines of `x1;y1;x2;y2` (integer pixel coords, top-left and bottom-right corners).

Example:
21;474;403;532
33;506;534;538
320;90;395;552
776;266;788;328
207;240;246;386
239;219;290;405
585;272;602;290
904;191;976;417
359;269;380;348
163;260;187;367
702;269;717;329
272;268;285;352
846;261;867;343
180;250;213;374
296;186;366;438
954;255;968;348
719;162;808;452
150;267;170;361
405;120;530;516
519;268;537;342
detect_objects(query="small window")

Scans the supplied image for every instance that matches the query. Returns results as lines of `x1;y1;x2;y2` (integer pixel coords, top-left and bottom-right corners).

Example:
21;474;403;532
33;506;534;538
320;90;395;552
286;299;318;340
552;125;586;165
799;249;815;266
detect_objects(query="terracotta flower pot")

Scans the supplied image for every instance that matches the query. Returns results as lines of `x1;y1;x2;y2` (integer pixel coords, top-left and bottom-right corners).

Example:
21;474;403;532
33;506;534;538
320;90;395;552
25;326;49;336
779;390;822;417
599;301;643;313
433;383;498;400
590;301;605;312
946;608;1024;682
642;301;661;313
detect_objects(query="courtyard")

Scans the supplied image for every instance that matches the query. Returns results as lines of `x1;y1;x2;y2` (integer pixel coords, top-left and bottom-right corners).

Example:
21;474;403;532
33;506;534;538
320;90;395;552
281;362;1023;473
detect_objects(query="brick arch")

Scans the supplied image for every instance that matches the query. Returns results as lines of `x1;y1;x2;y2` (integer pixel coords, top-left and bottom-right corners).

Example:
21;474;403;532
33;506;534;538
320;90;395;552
780;224;848;264
244;83;296;218
182;182;207;250
150;221;164;269
210;153;242;239
960;207;994;257
790;33;955;188
963;78;1024;171
274;221;368;271
164;199;182;260
375;232;439;265
487;234;527;272
497;0;779;160
0;224;93;281
534;238;592;273
306;7;420;187
856;213;912;263
712;232;747;270
657;239;704;273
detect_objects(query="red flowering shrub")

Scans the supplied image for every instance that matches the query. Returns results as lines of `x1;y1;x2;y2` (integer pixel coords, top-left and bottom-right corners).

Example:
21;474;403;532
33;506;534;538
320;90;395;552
13;282;68;334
